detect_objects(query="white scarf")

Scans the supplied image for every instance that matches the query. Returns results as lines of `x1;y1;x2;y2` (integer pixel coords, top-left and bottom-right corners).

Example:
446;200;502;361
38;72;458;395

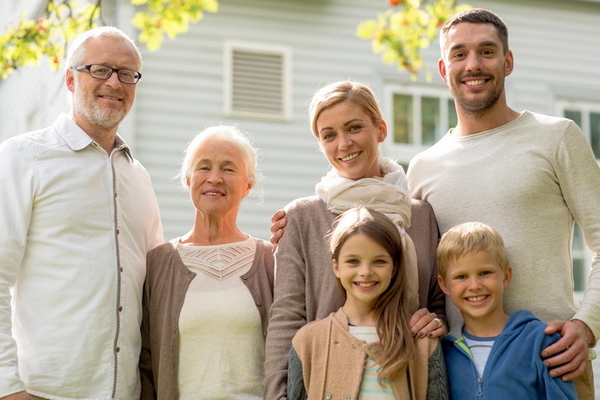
315;157;420;313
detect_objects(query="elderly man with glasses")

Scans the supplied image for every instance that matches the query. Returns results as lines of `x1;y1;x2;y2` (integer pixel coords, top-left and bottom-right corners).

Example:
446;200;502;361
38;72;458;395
0;26;163;400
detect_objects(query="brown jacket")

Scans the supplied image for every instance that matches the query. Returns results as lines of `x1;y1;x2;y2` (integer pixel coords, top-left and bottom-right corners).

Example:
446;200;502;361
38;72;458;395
139;238;274;399
289;309;446;400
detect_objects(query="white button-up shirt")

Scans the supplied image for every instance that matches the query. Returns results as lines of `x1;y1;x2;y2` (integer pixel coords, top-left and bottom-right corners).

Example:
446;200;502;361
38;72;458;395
0;114;163;399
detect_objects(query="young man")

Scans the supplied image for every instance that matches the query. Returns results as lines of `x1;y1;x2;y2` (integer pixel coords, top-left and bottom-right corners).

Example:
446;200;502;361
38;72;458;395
437;222;576;399
0;27;163;399
407;8;599;398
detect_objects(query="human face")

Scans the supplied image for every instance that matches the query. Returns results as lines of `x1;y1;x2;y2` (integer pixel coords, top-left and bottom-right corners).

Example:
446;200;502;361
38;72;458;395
186;138;253;217
316;101;387;180
67;36;139;131
438;22;514;115
333;233;394;313
438;251;512;334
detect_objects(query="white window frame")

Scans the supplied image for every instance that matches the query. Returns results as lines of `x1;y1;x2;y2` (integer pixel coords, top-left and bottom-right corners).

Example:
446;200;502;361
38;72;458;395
557;100;600;158
382;84;455;164
223;40;292;121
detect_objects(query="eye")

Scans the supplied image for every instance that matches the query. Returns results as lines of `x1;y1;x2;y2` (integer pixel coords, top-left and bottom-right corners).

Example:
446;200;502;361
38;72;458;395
451;52;465;59
373;258;389;265
197;165;210;171
480;270;493;276
482;49;495;56
348;125;362;132
346;258;360;265
321;131;336;141
454;274;467;280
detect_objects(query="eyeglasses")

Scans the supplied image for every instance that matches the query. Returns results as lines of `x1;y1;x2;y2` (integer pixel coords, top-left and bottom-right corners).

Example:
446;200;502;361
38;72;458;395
72;64;142;84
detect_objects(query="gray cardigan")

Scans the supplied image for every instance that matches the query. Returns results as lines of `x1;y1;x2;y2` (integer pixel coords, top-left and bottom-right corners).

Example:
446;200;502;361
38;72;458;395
139;238;274;400
264;196;443;399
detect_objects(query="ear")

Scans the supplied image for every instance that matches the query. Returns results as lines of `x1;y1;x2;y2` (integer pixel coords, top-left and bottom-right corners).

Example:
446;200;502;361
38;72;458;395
504;50;514;77
437;275;450;296
184;175;191;189
438;58;449;83
503;266;513;289
66;69;76;93
377;119;388;143
242;181;254;198
332;259;341;278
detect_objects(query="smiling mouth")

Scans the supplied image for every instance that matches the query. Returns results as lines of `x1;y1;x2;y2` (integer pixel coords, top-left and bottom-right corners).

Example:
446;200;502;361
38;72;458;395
466;295;487;302
341;152;360;162
204;191;224;196
464;79;486;85
99;95;122;101
354;281;378;288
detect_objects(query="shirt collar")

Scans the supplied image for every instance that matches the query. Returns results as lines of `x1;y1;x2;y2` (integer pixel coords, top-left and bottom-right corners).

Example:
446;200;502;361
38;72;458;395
54;113;133;161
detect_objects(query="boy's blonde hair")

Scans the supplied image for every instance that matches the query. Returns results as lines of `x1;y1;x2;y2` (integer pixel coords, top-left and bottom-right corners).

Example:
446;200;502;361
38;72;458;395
437;222;510;277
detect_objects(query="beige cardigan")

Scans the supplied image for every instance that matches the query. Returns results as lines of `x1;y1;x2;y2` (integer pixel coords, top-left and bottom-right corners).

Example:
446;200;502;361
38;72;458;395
289;309;446;400
139;238;274;399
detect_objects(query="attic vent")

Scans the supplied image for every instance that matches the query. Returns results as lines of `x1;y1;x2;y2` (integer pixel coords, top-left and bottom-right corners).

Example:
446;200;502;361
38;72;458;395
225;41;292;120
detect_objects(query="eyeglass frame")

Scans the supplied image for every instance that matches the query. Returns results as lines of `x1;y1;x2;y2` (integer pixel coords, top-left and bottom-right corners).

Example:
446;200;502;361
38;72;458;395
71;64;142;84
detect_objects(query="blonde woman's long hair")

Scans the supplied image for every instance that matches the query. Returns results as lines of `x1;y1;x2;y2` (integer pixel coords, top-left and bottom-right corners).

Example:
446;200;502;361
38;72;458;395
329;206;415;381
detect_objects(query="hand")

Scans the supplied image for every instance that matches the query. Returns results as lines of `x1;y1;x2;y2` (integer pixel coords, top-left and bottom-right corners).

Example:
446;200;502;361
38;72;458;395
409;308;447;339
542;319;593;381
269;210;287;251
1;392;32;400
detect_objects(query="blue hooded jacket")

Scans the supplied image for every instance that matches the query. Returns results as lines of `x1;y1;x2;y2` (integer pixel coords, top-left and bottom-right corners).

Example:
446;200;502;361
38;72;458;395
442;310;577;399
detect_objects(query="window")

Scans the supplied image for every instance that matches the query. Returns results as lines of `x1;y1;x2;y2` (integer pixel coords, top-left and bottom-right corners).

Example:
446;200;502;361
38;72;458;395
558;101;600;159
384;86;456;162
224;41;292;120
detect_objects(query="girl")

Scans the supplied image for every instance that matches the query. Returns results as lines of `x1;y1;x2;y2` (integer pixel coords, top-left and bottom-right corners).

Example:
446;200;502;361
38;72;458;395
287;207;448;400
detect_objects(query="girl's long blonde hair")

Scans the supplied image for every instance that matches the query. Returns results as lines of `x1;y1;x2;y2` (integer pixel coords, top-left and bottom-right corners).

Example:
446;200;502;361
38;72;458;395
329;206;415;381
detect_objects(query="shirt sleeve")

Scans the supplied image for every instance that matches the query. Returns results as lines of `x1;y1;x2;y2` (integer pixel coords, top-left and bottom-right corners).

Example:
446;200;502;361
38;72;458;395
264;207;308;400
0;140;32;395
556;121;600;344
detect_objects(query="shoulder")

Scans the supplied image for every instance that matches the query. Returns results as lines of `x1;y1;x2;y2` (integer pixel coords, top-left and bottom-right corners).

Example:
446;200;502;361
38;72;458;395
284;195;328;215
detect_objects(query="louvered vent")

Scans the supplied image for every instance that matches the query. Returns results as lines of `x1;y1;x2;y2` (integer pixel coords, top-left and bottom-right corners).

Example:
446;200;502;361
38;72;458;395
225;42;291;120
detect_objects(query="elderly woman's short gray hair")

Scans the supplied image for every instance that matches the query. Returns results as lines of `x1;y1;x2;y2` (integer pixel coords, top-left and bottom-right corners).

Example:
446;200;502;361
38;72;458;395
179;125;257;189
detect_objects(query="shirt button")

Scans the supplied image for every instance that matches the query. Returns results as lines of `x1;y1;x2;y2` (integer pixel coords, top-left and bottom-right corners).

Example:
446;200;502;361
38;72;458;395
325;393;332;399
118;306;123;312
115;347;120;353
344;396;350;400
120;267;124;273
241;275;248;280
116;229;120;235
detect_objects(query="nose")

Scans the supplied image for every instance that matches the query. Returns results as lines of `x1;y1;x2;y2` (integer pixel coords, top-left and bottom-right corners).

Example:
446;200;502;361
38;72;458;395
358;262;373;277
338;133;353;150
467;276;482;291
207;170;223;184
465;52;483;73
105;71;123;87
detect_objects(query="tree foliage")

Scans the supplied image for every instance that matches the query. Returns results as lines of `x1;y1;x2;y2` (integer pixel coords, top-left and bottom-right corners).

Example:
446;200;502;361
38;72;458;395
357;0;471;80
0;0;218;79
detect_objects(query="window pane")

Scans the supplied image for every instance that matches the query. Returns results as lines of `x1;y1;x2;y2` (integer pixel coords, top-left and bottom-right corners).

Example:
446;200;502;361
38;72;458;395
572;257;586;292
590;112;600;159
564;109;582;126
422;96;440;146
448;99;457;131
393;94;413;144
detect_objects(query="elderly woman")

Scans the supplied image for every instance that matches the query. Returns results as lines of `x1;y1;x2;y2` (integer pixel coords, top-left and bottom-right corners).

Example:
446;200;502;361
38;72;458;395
139;125;274;399
264;81;446;399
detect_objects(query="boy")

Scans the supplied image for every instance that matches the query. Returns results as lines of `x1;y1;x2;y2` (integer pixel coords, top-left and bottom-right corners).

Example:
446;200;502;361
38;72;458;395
436;222;577;399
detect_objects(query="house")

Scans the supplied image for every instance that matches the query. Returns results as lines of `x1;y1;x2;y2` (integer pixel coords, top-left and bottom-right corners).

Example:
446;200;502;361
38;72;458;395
3;0;599;287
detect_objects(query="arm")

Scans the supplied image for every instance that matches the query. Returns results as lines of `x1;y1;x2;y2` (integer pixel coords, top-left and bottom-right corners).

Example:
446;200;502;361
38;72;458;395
542;122;600;379
408;200;446;338
0;141;32;396
287;347;307;400
264;207;309;400
426;343;449;400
